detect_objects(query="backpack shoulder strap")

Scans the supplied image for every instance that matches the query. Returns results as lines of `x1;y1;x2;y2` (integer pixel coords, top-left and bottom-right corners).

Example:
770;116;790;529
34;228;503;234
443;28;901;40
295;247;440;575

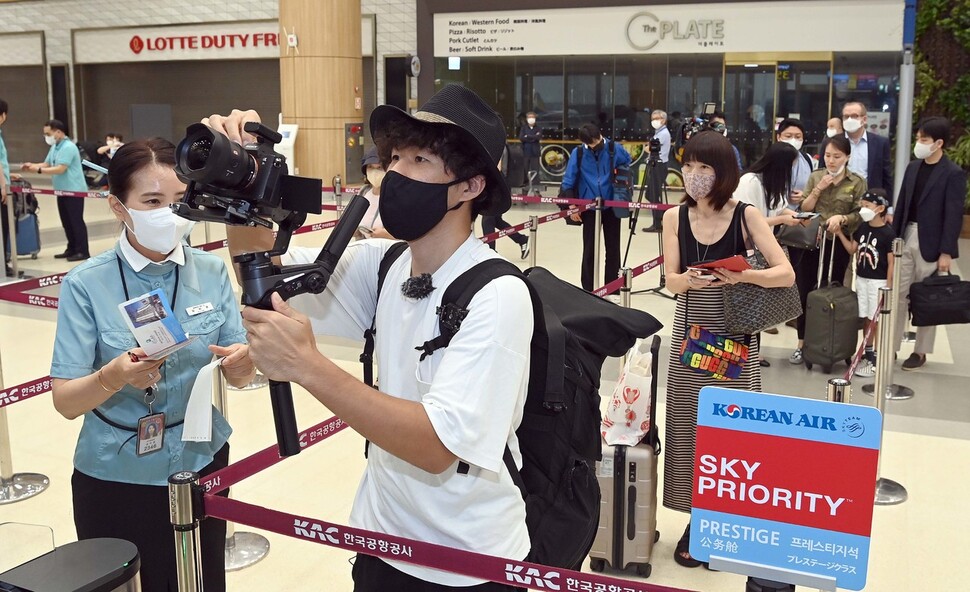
415;258;522;360
361;241;410;387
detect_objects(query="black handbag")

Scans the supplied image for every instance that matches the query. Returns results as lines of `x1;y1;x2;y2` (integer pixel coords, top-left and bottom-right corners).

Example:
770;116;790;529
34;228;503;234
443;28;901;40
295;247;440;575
722;204;802;335
908;271;970;327
774;216;822;250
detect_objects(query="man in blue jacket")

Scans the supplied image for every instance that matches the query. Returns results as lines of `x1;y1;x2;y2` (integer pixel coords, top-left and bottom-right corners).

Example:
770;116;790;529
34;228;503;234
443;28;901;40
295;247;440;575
561;123;631;293
891;116;967;371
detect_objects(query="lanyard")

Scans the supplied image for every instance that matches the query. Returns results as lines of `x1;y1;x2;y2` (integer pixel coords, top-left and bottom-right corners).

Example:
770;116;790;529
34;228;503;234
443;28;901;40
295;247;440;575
116;254;180;307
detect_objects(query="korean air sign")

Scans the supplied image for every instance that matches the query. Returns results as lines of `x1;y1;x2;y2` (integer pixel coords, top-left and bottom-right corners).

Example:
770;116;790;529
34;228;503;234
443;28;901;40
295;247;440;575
691;387;881;590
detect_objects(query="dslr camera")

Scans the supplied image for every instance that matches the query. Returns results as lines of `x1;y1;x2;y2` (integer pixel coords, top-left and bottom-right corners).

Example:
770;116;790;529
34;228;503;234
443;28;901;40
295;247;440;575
647;137;662;165
174;121;322;242
172;121;370;458
680;102;719;144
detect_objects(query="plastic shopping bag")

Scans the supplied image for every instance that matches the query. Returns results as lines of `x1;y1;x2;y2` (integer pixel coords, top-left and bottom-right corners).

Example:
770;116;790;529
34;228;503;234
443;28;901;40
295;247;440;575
602;339;653;446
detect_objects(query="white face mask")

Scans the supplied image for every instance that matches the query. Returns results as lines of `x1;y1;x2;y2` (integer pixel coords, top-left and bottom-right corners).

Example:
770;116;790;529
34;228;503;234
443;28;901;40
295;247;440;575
123;204;193;255
842;118;863;133
782;138;804;151
913;141;936;160
526;118;536;126
858;207;877;222
827;164;846;177
44;135;56;146
366;168;386;189
651;120;664;130
826;127;839;138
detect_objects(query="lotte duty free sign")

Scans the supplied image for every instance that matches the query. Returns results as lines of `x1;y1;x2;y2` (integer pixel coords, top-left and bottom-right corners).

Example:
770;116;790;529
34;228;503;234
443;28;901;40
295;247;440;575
690;387;881;590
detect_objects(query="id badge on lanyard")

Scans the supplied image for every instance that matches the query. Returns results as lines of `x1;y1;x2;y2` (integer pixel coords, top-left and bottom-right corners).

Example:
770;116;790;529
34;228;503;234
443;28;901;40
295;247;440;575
136;385;165;456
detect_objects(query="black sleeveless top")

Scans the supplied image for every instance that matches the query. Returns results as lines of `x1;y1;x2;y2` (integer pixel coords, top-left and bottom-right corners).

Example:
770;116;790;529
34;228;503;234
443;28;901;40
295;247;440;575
677;204;748;271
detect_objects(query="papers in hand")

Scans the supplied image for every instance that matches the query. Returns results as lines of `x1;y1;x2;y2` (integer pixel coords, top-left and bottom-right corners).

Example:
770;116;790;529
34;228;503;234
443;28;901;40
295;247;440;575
182;357;222;442
118;288;197;360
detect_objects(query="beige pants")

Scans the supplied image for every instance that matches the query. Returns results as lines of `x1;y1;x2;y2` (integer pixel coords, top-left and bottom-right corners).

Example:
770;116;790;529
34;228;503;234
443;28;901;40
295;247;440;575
893;224;941;354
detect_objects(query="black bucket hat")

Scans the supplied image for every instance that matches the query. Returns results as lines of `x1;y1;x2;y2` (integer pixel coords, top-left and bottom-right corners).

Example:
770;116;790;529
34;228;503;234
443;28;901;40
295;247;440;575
360;145;380;176
369;84;511;216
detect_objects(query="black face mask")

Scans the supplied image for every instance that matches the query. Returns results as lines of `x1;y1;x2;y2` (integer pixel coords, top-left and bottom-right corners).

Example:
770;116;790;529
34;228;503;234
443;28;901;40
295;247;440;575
378;170;465;241
590;141;606;152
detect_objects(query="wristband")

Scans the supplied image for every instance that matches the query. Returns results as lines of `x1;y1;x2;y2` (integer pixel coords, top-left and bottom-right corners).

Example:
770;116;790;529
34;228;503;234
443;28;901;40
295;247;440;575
97;367;122;393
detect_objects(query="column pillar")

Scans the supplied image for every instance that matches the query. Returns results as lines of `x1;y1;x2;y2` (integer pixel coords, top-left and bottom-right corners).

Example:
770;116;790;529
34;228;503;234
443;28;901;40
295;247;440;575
279;0;363;181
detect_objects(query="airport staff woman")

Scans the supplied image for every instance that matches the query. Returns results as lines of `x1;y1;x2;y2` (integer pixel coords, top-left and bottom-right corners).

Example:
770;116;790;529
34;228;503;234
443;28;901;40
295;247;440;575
50;138;255;592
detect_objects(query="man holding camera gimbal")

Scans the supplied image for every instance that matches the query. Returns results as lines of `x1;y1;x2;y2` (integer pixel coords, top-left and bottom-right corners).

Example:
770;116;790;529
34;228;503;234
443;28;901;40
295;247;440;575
641;109;670;232
213;84;530;591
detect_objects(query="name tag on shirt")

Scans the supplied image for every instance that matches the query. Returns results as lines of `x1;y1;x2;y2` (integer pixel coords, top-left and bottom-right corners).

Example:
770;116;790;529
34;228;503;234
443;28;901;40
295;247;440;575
186;302;214;316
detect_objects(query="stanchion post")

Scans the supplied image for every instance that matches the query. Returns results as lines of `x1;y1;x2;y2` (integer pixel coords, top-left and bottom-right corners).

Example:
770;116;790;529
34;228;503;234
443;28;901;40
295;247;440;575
211;365;270;571
826;378;851;403
593;198;602;289
0;348;50;504
333;175;343;217
528;215;538;268
872;285;907;505
621;268;632;309
862;239;912;399
169;471;203;591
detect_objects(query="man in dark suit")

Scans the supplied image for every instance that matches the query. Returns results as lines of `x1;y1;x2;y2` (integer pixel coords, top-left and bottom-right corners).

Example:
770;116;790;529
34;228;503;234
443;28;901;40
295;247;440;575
842;102;893;206
891;116;968;370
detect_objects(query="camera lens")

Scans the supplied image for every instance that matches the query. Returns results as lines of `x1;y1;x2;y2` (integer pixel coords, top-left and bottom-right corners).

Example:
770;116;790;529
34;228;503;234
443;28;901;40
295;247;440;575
186;137;212;171
176;123;256;190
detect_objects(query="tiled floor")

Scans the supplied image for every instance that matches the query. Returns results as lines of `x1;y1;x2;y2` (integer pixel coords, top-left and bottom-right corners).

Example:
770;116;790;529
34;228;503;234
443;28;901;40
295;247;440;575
2;186;968;590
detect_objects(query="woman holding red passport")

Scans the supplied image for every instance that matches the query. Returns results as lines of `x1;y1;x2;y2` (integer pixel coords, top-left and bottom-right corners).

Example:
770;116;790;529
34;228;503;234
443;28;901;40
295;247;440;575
660;131;794;568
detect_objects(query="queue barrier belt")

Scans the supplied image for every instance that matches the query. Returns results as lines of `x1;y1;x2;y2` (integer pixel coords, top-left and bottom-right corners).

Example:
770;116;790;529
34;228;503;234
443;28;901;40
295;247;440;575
0;376;53;409
204;492;695;592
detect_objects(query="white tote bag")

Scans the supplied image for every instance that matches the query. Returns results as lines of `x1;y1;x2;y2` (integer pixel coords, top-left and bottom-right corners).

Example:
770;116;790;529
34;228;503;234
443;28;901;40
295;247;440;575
601;339;654;446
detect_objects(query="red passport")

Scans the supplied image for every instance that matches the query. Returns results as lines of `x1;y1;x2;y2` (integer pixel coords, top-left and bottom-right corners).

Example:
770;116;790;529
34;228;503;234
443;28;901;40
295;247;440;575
688;255;752;273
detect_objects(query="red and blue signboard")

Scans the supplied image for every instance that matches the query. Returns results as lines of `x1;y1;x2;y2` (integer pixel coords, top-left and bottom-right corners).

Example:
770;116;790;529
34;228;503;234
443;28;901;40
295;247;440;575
690;387;881;591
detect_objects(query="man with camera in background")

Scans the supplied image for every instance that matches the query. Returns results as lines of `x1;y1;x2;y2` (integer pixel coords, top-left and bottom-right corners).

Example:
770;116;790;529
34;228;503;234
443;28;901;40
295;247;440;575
208;84;531;591
641;109;670;232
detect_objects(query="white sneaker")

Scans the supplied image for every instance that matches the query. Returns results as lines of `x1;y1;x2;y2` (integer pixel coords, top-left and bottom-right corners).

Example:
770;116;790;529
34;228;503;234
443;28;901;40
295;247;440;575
520;242;531;260
854;359;876;377
788;349;803;365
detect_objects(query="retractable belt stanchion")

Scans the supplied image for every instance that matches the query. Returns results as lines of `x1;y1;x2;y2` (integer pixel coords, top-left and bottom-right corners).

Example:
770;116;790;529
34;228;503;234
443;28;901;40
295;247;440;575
169;471;203;591
333;175;343;214
827;377;851;403
527;215;538;268
0;348;50;504
862;239;913;399
211;368;270;571
872;285;908;505
3;195;19;279
593;197;602;290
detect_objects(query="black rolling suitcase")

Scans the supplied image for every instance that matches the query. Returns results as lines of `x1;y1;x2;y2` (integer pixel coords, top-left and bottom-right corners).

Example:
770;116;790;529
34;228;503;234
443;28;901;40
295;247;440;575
803;234;857;372
588;335;661;578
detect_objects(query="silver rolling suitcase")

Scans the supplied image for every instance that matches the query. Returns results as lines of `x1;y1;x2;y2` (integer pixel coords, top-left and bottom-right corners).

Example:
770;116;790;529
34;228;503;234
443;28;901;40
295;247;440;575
588;335;661;578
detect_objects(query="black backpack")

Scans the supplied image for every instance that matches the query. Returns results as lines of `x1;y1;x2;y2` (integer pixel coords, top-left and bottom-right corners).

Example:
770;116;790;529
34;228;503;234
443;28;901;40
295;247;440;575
361;243;662;569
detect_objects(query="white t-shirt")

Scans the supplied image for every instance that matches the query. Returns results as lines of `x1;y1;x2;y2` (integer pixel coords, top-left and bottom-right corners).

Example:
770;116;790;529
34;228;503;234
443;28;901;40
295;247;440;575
734;172;788;219
283;234;532;585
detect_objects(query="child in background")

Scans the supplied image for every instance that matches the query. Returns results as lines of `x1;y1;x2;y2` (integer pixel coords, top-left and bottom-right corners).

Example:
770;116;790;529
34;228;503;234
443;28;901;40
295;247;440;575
834;189;896;377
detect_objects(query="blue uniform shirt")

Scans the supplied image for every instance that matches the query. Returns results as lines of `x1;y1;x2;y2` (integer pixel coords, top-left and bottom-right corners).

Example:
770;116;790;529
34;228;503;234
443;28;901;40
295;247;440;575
45;137;88;192
0;129;9;184
50;242;246;485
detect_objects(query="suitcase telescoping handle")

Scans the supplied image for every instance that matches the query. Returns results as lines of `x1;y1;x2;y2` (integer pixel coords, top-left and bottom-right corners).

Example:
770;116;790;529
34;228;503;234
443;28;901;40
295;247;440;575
815;230;837;288
647;335;661;455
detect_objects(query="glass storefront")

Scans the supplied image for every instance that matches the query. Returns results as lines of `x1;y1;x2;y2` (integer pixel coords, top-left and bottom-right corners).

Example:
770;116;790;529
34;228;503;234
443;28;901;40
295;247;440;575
434;51;899;181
